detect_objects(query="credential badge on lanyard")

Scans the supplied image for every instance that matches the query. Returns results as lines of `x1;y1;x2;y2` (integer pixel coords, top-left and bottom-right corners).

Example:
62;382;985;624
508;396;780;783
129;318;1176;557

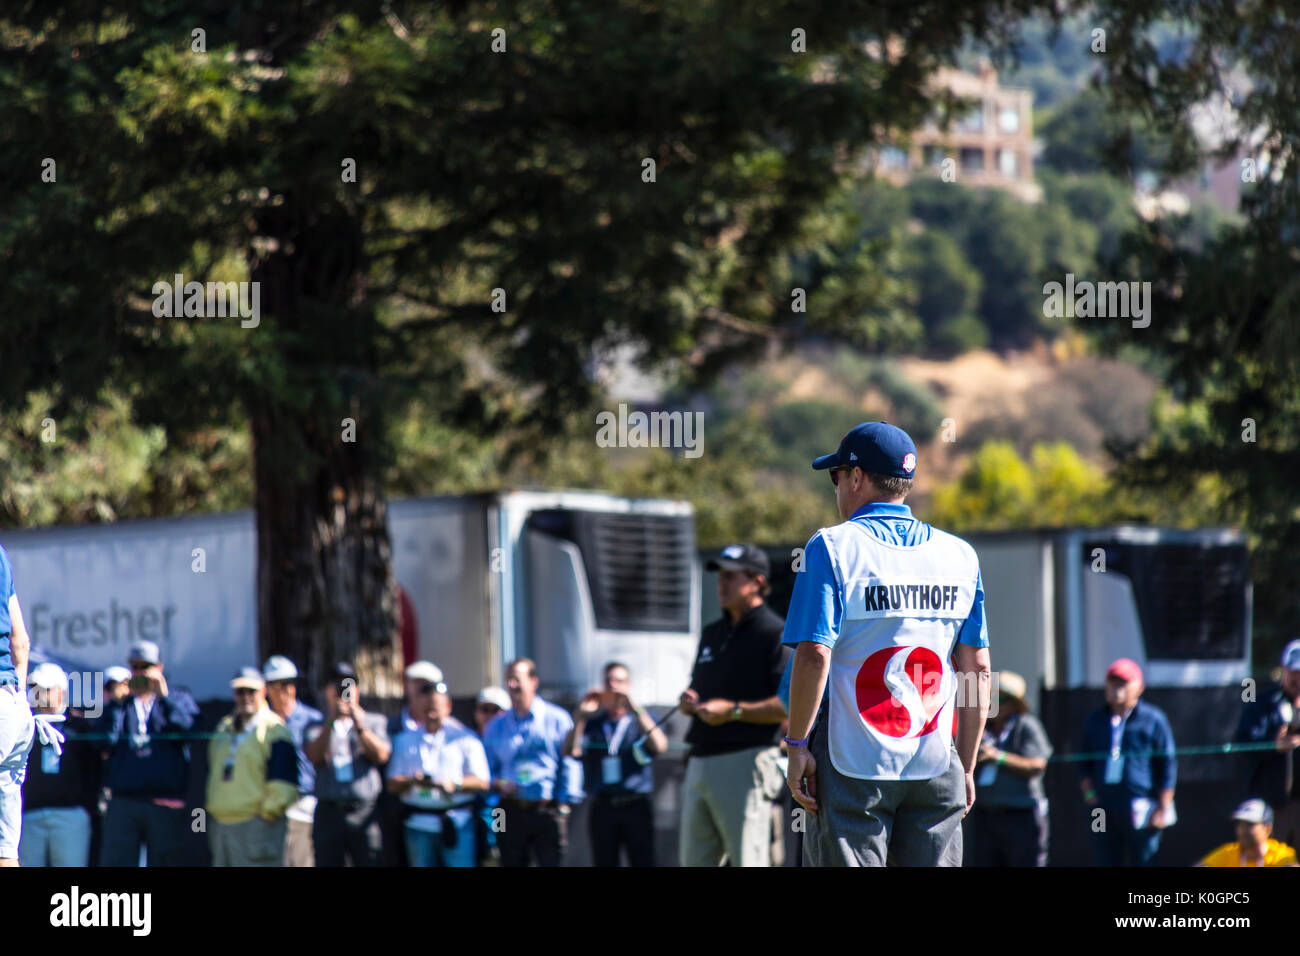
1104;713;1128;785
131;700;153;756
602;714;633;786
333;719;356;783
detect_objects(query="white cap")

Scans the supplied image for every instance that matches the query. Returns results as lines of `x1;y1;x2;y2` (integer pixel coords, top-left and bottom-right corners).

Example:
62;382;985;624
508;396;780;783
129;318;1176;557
405;660;443;684
29;663;68;691
476;686;510;711
104;666;132;685
1281;639;1300;671
262;655;299;682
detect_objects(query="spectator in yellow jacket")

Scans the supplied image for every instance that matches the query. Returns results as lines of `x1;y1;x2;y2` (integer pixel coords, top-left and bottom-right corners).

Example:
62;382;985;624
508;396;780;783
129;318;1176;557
1195;799;1298;868
205;668;300;866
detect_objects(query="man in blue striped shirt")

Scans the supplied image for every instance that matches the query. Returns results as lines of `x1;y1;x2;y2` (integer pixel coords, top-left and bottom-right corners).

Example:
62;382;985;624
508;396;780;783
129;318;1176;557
482;658;582;866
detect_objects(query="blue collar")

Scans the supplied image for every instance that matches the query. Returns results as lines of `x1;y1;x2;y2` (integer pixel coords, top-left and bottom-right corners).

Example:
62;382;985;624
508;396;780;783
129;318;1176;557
851;502;913;520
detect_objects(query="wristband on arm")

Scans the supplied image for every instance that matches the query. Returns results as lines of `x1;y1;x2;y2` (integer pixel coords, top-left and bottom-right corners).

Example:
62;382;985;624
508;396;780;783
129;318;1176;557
783;735;809;749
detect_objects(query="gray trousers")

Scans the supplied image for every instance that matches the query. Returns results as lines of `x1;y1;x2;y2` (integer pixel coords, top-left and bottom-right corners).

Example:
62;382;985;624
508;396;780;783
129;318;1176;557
804;721;965;866
209;816;287;866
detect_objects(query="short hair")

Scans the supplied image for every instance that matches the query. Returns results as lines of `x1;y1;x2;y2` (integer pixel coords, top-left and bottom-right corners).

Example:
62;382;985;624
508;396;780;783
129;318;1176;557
749;571;772;598
603;661;629;679
507;657;538;679
865;471;913;500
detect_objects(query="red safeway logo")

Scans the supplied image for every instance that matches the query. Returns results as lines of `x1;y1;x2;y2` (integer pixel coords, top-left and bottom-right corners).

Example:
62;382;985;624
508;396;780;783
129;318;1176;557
855;646;945;738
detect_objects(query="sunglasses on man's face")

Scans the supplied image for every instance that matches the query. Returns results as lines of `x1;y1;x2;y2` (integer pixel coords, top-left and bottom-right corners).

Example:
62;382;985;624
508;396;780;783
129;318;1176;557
476;703;502;714
419;682;448;696
830;466;854;487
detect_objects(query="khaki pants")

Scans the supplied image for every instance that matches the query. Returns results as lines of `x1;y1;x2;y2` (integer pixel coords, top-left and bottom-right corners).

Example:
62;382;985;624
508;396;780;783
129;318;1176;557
284;816;315;867
679;746;783;867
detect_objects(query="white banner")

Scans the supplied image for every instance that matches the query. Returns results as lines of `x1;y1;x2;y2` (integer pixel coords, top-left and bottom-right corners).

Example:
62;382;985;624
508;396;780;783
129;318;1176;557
3;512;257;701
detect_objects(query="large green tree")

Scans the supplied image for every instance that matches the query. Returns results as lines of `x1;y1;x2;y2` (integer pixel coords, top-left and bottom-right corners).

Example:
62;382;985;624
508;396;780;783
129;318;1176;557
1;2;1050;692
1081;1;1300;662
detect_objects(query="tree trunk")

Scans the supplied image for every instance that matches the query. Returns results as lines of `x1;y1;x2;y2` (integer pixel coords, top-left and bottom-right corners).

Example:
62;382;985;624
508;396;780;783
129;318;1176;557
247;199;401;700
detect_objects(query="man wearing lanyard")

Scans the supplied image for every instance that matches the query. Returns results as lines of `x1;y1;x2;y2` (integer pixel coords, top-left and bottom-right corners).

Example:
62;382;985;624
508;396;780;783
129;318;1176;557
205;668;300;866
262;655;323;866
569;662;669;866
784;422;991;867
482;658;582;867
97;640;198;866
968;670;1052;866
303;663;391;866
386;676;490;867
380;659;444;866
1079;658;1177;866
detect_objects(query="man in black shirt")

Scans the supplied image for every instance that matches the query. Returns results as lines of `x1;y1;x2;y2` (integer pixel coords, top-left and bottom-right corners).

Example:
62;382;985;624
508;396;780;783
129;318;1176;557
678;544;790;866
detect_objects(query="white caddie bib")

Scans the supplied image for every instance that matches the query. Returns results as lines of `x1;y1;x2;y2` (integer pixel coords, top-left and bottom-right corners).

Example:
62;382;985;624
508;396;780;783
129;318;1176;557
821;520;981;781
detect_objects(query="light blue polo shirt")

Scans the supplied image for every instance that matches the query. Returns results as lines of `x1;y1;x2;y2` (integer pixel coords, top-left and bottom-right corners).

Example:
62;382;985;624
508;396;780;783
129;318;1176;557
0;546;16;688
481;697;580;803
778;502;988;711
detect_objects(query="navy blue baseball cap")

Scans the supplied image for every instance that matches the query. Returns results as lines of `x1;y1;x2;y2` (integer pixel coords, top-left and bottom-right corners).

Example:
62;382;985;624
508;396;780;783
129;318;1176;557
812;421;917;478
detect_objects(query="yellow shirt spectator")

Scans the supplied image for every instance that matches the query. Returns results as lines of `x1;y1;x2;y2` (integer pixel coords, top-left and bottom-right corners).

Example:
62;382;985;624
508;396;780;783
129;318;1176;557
1198;839;1297;867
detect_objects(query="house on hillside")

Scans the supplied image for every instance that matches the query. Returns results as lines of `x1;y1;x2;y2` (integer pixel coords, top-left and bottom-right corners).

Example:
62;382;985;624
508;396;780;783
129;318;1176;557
869;61;1041;203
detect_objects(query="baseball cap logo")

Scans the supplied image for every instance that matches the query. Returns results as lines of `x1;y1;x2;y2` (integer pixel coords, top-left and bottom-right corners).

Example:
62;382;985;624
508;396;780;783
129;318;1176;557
722;545;744;559
901;452;916;473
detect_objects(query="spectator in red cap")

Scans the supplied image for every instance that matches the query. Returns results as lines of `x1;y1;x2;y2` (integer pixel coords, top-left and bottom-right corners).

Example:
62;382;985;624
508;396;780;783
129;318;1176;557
1078;658;1177;866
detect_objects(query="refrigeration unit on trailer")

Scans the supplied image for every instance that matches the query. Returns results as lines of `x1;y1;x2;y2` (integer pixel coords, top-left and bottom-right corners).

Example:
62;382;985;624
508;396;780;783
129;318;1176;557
967;526;1252;699
393;491;700;708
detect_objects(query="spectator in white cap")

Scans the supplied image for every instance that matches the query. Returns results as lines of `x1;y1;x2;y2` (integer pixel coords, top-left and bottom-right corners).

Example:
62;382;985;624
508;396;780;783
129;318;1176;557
1195;798;1298;867
472;686;511;865
103;666;132;704
380;660;444;865
205;668;300;866
475;687;510;737
19;664;98;866
1233;638;1300;850
95;639;198;866
386;673;490;867
263;655;323;866
392;661;444;737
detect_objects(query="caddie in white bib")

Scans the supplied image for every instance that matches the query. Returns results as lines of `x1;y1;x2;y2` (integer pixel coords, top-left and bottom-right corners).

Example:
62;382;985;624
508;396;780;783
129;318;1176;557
820;521;978;781
782;420;991;867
